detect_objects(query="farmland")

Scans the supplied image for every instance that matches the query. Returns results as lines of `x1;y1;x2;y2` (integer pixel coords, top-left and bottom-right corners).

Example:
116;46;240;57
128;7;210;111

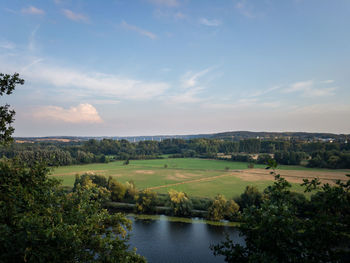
50;158;350;198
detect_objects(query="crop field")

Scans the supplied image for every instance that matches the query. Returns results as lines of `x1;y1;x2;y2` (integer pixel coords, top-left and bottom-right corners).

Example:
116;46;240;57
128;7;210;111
50;158;350;199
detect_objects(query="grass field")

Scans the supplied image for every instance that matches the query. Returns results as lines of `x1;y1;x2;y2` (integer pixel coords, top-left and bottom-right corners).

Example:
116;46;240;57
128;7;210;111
50;158;350;199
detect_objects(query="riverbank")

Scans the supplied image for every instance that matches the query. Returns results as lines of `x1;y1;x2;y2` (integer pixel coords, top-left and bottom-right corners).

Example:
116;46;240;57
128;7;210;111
128;213;240;227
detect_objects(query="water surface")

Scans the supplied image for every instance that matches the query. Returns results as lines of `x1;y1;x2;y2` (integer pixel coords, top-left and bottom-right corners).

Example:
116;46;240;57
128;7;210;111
128;216;244;263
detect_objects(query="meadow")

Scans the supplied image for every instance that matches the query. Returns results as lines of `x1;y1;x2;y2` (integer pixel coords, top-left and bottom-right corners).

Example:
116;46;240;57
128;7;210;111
50;158;350;199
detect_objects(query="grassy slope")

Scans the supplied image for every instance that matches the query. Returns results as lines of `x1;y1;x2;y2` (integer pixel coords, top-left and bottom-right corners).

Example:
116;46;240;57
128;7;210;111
50;158;348;198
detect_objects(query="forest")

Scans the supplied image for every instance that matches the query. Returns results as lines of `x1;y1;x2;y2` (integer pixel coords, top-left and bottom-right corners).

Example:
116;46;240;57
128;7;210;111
2;136;350;169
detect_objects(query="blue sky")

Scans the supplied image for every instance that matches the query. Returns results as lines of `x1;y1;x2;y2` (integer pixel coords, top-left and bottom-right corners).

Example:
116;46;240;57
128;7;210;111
1;0;349;136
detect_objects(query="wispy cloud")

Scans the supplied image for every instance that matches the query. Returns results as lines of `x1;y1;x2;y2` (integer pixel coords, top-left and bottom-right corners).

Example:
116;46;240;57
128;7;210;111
249;85;281;97
205;98;280;110
181;68;212;89
283;80;337;97
28;25;40;52
62;9;89;23
147;0;179;7
235;0;255;18
121;21;157;39
33;103;103;124
21;6;45;15
321;79;334;84
0;41;16;49
284;80;313;93
153;9;186;20
168;87;204;104
199;18;222;27
7;58;169;101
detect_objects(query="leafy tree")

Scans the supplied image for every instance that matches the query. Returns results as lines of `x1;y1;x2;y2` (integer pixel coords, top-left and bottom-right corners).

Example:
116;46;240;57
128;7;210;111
135;189;157;214
108;177;127;202
0;73;24;144
168;189;193;216
0;159;145;262
125;180;138;202
208;194;227;221
211;161;350;262
235;185;263;210
225;199;240;221
208;195;240;221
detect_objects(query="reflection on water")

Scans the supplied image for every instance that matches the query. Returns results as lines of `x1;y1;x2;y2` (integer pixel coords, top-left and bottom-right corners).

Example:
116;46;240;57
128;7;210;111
128;216;244;263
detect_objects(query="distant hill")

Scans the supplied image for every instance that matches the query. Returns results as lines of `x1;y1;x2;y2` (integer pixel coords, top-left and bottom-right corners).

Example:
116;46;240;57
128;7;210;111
210;131;349;141
14;131;349;143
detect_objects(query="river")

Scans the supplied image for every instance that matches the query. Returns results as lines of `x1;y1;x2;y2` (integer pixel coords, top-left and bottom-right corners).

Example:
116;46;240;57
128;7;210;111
128;216;244;263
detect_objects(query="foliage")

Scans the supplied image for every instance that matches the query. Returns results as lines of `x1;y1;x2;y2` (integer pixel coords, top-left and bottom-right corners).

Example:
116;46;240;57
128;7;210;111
0;73;24;145
125;180;138;201
135;189;157;214
308;150;350;169
211;161;350;262
225;200;240;221
207;195;240;221
168;189;193;216
108;177;127;202
0;159;145;262
235;186;263;210
208;194;228;221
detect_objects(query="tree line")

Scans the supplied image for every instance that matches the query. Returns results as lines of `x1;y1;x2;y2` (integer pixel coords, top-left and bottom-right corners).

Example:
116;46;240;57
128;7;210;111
1;137;350;168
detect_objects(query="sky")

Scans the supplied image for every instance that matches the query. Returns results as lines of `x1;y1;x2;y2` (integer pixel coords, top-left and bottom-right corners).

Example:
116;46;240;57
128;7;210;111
1;0;350;136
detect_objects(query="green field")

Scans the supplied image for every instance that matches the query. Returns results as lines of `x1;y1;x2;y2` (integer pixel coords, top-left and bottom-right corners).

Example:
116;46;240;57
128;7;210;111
50;158;349;199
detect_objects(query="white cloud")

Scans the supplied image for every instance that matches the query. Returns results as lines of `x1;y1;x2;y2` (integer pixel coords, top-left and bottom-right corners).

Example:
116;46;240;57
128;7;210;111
147;0;179;7
62;9;89;23
21;6;45;15
181;68;212;88
121;21;157;39
33;104;103;124
285;80;313;93
7;58;169;101
283;80;337;97
199;18;222;27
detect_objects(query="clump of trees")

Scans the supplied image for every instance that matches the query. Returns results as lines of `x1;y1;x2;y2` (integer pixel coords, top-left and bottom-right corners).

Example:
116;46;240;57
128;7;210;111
207;195;240;221
0;73;145;262
0;160;146;262
135;189;158;214
211;161;350;262
168;189;193;216
235;185;263;210
308;150;350;169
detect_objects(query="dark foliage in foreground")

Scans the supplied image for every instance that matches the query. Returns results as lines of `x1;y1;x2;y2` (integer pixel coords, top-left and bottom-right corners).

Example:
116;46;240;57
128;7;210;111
0;159;146;263
211;161;350;263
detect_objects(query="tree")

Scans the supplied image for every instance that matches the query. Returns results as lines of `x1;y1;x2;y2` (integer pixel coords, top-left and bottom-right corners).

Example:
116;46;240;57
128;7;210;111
0;74;145;262
225;199;240;221
0;73;24;144
135;189;157;214
235;185;263;210
168;189;193;216
0;159;146;262
211;161;350;262
208;195;240;221
208;194;228;221
108;177;127;202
